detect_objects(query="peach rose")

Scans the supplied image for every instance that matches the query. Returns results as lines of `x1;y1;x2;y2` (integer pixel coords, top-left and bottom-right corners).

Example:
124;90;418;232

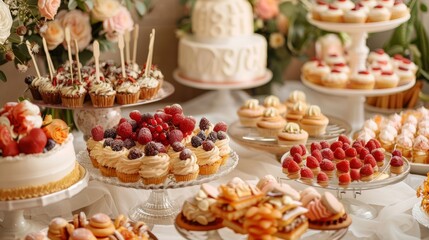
40;20;64;50
38;0;60;20
9;100;43;135
276;14;289;34
103;6;134;42
255;0;279;20
42;118;69;144
57;10;92;52
92;0;120;21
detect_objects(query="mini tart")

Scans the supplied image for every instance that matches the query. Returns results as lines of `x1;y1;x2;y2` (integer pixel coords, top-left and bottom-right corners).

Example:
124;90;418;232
332;0;355;12
367;5;391;22
277;122;309;145
312;0;329;20
320;5;344;23
300;105;329;137
237;99;265;127
256;107;287;137
285;90;307;111
375;71;399;89
344;6;367;23
349;70;375;89
396;66;415;85
306;62;331;85
321;69;348;89
263;95;287;116
286;101;307;123
391;0;409;19
367;49;391;64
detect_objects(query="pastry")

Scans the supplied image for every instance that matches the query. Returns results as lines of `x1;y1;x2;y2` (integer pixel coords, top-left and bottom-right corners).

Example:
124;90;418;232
256;174;278;192
285;101;307;123
171;148;199;182
312;0;329;20
378;128;396;152
263;95;287;116
332;62;351;75
300;105;329;137
300;167;314;184
191;138;222;175
89;80;116;107
320;5;344;22
371;60;393;72
359;0;377;10
338;172;351;188
320;159;335;178
359;164;374;181
139;141;170;184
85;213;115;239
332;0;355;12
390;155;404;174
48;217;70;240
115;77;140;104
97;139;128;177
39;80;61;104
391;0;409;19
285;90;307;111
237;99;265;127
378;0;395;8
324;54;346;67
306;155;321;176
321;69;348;89
349;70;375;89
256;107;287;138
69;228;97;240
336;160;350;177
344;6;368;23
25;75;49;100
116;148;143;183
317;172;329;187
375;71;399;88
138;75;160;100
24;232;49;240
277;122;309;145
306;62;331;85
367;5;391;22
60;82;86;108
370;66;383;78
396;66;415;85
87;125;105;156
242;204;282;238
399;58;418;74
412;135;429;164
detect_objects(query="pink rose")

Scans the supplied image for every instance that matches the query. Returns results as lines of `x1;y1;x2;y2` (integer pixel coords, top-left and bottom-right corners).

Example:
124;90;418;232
103;6;134;42
255;0;279;20
38;0;61;20
40;20;64;50
57;10;92;52
9;100;43;135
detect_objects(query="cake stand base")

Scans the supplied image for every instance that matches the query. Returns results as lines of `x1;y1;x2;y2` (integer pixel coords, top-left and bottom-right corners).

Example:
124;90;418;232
0;210;44;240
128;189;180;225
340;198;377;220
73;107;122;140
344;96;365;131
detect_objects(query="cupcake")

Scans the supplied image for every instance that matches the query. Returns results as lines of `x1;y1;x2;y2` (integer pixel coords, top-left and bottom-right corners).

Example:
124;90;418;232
39;80;61;104
399;58;418;74
139;142;170;184
375;71;399;88
344;6;368;23
60;83;87;108
349;70;375;89
300;105;329;137
256;107;287;138
321;69;348;89
97;139;129;177
368;49;391;64
371;60;393;72
306;62;331;85
367;5;391;22
25;75;48;100
116;148;144;183
138;76;160;100
89;80;116;107
412;135;429;164
214;131;231;165
332;0;355;12
237;99;265;127
359;0;377;9
171;148;199;182
115;77;140;105
396;66;415;85
320;5;344;22
391;0;409;19
191;138;221;175
277;122;309;145
324;54;346;67
312;0;329;20
263;95;287;116
141;64;164;87
168;142;186;164
286;101;307;123
378;0;395;8
285;90;307;111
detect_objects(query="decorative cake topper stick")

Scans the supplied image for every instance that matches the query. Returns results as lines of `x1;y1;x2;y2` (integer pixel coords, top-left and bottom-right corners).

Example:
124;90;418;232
125;30;131;64
118;35;127;78
132;24;139;64
74;40;82;83
144;29;155;78
42;37;54;80
25;41;41;78
65;27;74;80
93;40;101;82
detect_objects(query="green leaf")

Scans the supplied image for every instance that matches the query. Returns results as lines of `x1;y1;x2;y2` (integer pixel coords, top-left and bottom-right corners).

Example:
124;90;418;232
420;2;428;12
68;0;78;9
0;70;6;82
124;0;133;11
85;0;94;10
135;0;147;16
8;33;21;44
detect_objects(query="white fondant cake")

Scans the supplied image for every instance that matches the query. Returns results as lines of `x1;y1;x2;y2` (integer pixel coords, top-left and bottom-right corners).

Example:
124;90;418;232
178;0;268;83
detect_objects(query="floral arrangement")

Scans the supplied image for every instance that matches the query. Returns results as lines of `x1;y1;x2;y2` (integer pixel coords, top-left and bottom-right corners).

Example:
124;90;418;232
177;0;321;87
0;0;151;82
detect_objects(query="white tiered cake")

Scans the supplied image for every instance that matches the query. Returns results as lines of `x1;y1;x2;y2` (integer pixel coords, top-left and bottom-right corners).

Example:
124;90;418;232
178;0;267;83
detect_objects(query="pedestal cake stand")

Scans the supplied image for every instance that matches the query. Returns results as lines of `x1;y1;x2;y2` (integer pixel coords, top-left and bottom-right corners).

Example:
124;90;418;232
0;166;89;239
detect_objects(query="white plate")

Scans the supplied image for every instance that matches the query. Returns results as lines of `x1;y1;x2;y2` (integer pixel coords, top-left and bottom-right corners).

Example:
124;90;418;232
411;163;429;176
413;202;429;228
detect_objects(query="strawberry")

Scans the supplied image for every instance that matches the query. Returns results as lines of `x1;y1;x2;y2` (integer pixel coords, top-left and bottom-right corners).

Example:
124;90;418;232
338;134;351;144
342;143;351;151
350;157;363;169
168;129;184;145
164;104;183;116
293;153;303;164
365;140;377;152
290;145;303;156
338;173;351;185
334;148;345;160
364;154;377;167
287;160;301;173
320;159;335;171
352;140;363;148
18;128;47;154
321;148;334;160
317;172;329;182
306;156;320;168
392;149;402;158
172;114;185;127
336;160;350;173
282;156;294;168
312;150;323;162
311;142;322;152
360;164;374;177
350;169;360;181
371;138;381;148
320;141;330;149
2;141;19;157
359;148;370;160
137;128;152;145
300;167;314;179
0;125;13;149
371;149;385;162
299;144;307;155
354;145;364;156
345;147;357;158
390;156;404;167
330;141;343;151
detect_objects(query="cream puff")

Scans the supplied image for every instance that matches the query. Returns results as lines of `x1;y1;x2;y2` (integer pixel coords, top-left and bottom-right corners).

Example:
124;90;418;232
320;5;344;23
391;0;409;19
321;69;348;89
286;101;307;123
312;0;329;20
367;5;391;22
277;122;309;145
256;107;287;138
300;105;329;137
349;70;375;89
237;99;265;127
375;71;399;88
333;0;355;12
344;6;368;23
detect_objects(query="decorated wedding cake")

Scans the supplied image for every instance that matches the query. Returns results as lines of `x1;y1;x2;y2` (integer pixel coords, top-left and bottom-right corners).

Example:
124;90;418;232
178;0;267;83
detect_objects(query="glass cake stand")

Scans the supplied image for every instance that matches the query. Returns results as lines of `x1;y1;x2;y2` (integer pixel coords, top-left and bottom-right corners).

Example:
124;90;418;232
0;165;89;239
77;151;239;225
28;81;175;140
280;151;410;220
228;115;352;159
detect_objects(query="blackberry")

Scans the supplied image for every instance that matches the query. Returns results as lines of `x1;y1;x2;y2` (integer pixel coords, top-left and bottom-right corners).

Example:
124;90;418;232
199;117;211;130
111;139;124;151
172;142;185;152
145;142;159;156
104;128;117;139
128;148;143;160
44;139;56;151
217;131;227;140
196;131;206;141
24;75;35;85
202;140;215;151
123;138;136;149
207;131;218;143
103;138;114;147
128;119;138;131
191;136;203;148
155;142;167;153
180;149;192;160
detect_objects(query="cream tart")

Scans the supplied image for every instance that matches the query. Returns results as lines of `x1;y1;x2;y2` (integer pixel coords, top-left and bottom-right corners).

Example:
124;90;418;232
256;107;287;137
349;70;375;89
321;69;348;89
375;71;399;88
391;0;409;19
263;95;287;116
237;99;265;127
367;5;391;22
300;105;329;137
277;122;309;145
320;5;344;23
285;90;307;111
344;6;367;23
332;0;355;12
286;101;307;123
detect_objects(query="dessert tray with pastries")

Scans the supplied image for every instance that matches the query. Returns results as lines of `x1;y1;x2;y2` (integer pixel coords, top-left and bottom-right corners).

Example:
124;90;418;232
414;174;429;229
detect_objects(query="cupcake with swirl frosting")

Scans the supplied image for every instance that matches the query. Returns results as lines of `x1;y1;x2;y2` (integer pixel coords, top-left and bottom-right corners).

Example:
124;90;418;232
237;99;265;127
277;122;309;145
60;83;87;108
286;101;308;123
171;148;199;182
139;142;170;184
138;76;160;100
116;148;144;183
115;77;140;105
39;80;61;104
263;95;287;116
285;90;307;111
191;138;221;175
89;80;116;107
300;105;329;137
256;107;287;137
97;139;129;177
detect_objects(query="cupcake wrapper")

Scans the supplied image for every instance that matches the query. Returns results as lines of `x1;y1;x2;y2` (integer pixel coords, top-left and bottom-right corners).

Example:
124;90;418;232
116;92;140;105
41;91;61;104
300;124;327;137
29;86;42;100
139;86;160;100
174;171;199;182
238;117;260;127
61;94;85;108
99;165;117;177
142;174;168;185
89;156;99;168
90;93;115;107
199;160;221;175
117;172;140;183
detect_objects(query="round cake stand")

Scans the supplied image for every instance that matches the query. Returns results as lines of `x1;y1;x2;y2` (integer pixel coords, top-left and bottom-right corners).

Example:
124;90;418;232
302;77;416;130
29;82;175;140
280;152;411;220
0;165;89;239
77;151;239;225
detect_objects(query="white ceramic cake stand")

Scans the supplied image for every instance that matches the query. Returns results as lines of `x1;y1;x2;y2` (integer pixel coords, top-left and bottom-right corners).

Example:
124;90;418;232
29;82;175;140
0;166;89;240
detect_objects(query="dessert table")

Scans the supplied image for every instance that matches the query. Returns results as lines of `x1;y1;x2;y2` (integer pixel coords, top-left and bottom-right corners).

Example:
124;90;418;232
6;80;429;240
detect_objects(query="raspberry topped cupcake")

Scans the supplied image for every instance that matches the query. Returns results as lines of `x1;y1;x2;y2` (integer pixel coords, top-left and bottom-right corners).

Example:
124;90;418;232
359;0;377;9
378;0;395;8
115;77;140;105
396;66;415;85
391;0;409;19
344;6;367;23
213;129;231;165
332;0;355;12
368;49;391;63
349;70;375;89
138;76;160;100
312;0;329;20
60;82;87;108
375;71;399;88
321;69;348;89
320;5;344;23
306;62;331;85
368;5;391;22
171;148;199;182
89;80;116;107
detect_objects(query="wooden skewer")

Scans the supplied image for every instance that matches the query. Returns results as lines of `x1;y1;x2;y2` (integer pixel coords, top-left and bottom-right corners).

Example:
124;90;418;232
65;27;74;80
74;40;82;83
25;41;41;78
93;40;101;82
41;37;54;80
125;30;131;64
132;24;139;64
118;35;127;78
145;29;156;78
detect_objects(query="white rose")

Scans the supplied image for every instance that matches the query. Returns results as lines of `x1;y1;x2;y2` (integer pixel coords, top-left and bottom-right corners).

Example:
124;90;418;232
0;0;13;44
92;0;120;21
40;20;64;50
57;10;92;52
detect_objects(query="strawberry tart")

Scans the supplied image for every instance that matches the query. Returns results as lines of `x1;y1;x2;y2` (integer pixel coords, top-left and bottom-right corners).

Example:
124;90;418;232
0;101;81;200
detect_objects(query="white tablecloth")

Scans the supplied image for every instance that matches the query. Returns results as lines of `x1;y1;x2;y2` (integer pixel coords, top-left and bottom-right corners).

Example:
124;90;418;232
9;80;429;239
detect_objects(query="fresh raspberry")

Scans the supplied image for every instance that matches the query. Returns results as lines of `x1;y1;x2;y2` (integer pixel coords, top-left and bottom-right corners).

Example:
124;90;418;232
312;150;323;163
91;125;104;141
317;172;329;182
128;148;143;160
333;148;345;160
338;173;351;185
123;139;136;149
350;157;363;169
371;139;381;148
365;140;377;152
306;156;320;168
320;159;335;171
364;155;377;167
180;117;196;134
172;142;185;152
111;139;124;151
338;134;351;145
214;121;228;132
117;121;133;139
168;129;184;145
217;131;227;140
191;136;203;148
300;167;314;179
359;148;370;159
18;128;47;154
155;142;167;153
299;144;307;155
330;141;343;151
141;113;154;123
345;147;357;158
290;145;303;156
0;125;13;149
311;142;322;152
207;132;218;142
371;149;385;162
103;138;114;147
196;131;206;141
2;141;19;156
165;104;183;116
392;149;402;158
180;149;192;160
199;117;211;131
336;160;350;173
360;164;374;177
188;116;197;124
390;156;404;167
320;141;330;149
350;169;360;181
44;139;56;151
129;110;142;122
354;146;364;155
104;128;117;139
342;143;351;151
287;160;301;173
352;140;363;148
172;114;185;126
321;148;334;160
202;140;215;151
282;156;293;168
119;117;128;125
137;128;152;145
128;120;138;131
293;153;303;165
154;112;172;123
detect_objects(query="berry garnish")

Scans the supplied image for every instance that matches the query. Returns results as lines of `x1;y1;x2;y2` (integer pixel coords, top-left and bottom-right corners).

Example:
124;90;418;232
300;167;314;179
180;149;192;160
338;134;351;144
24;75;35;85
129;110;142;122
311;142;322;152
103;138;114;147
371;149;384;162
168;129;184;145
293;153;303;165
214;121;228;132
306;156;319;168
197;131;206;141
290;145;303;156
350;169;360;181
199;117;211;131
145;142;159;156
317;172;329;182
137;128;152;145
392;149;402;158
288;160;301;173
3;141;19;157
202;140;215;151
336;160;350;173
390;156;404;166
311;150;323;162
358;70;370;75
111;139;124;151
91;125;104;141
330;141;343;151
172;114;185;127
320;159;335;171
128;148;143;159
217;131;227;140
350;157;363;169
320;141;330;149
172;142;185;152
104;128;117;139
321;148;334;160
191;136;203;148
360;164;374;177
164;104;183;116
117;121;132;139
180;117;196;134
207;131;218;142
282;156;293;168
45;139;56;151
123;138;136;149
